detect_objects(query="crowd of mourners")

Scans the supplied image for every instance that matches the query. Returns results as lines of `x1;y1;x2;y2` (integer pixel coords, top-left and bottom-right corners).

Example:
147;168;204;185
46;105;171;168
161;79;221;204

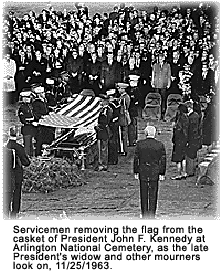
3;2;219;177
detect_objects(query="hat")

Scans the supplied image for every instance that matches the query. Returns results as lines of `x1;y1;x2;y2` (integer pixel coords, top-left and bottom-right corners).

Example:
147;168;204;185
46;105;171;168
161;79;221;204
31;83;44;93
46;78;55;85
184;100;193;109
34;87;45;94
106;89;116;96
20;91;32;97
99;94;109;100
9;126;16;138
116;83;129;89
31;83;42;89
60;71;69;77
128;75;140;81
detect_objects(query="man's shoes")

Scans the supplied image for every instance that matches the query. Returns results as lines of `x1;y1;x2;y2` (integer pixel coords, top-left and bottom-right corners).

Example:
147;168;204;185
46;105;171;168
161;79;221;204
119;152;127;156
128;144;136;147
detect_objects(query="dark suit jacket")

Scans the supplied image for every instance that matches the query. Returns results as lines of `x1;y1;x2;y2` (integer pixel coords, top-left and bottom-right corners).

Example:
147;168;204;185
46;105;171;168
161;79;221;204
134;138;166;181
7;140;30;186
3;147;15;193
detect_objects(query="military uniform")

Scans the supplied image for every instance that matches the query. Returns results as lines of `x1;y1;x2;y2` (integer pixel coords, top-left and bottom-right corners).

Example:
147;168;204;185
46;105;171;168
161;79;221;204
18;91;36;156
95;95;113;171
127;76;140;146
117;83;131;156
107;90;121;165
32;85;54;156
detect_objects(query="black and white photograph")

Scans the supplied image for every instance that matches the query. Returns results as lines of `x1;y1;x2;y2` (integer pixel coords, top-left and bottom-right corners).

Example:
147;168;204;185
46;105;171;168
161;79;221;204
2;1;220;220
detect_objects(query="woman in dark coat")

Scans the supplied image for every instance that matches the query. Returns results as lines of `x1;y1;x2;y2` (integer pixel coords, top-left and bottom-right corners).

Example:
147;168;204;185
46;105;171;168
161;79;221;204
171;103;189;179
202;95;217;149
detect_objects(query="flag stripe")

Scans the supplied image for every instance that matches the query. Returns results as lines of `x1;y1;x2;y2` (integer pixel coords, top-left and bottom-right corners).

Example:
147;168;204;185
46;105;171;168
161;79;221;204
65;96;100;118
70;100;101;128
65;95;95;116
57;95;87;115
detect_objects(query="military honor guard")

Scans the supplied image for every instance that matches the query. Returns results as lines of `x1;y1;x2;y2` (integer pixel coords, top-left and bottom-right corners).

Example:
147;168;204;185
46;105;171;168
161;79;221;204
116;83;131;156
18;90;36;156
60;71;72;98
31;83;54;156
107;89;121;165
45;78;57;112
94;94;113;171
127;75;140;146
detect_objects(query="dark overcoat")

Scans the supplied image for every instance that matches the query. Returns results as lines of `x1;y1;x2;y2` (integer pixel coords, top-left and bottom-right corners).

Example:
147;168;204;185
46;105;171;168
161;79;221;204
134;138;166;182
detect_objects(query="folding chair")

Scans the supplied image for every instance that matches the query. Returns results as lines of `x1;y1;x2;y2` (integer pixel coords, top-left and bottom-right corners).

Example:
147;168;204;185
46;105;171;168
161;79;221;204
144;92;162;121
165;94;182;122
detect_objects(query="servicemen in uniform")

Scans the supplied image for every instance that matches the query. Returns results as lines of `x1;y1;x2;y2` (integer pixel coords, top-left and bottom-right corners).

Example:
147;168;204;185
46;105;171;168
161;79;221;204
60;71;72;98
116;83;131;156
127;75;140;146
94;94;113;171
134;126;166;219
107;89;120;165
32;84;54;156
18;90;36;156
6;127;31;218
45;78;57;112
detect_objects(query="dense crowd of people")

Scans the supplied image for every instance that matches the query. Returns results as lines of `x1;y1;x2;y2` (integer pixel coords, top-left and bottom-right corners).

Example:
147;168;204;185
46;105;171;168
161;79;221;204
3;3;219;177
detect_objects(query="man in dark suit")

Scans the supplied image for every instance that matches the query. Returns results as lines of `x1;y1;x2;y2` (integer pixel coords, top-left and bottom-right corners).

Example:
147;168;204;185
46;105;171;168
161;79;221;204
3;136;15;218
134;126;166;219
6;127;31;218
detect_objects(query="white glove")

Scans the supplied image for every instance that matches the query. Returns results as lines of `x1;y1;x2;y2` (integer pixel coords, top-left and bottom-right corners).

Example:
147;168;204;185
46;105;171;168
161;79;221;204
32;122;38;127
159;175;165;181
135;174;139;180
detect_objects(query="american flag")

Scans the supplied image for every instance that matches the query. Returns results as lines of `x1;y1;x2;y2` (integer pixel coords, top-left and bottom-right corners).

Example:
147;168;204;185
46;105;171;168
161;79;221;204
39;94;102;147
39;94;102;129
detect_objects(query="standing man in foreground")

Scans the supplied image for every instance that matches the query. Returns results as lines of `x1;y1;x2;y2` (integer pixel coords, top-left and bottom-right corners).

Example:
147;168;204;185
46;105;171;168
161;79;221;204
134;126;166;219
6;127;31;218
